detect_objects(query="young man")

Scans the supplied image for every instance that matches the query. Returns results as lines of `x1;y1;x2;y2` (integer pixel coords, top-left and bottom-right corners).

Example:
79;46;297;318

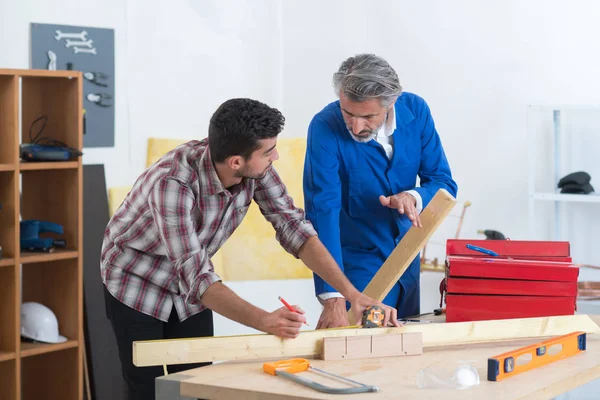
101;98;398;400
303;54;458;328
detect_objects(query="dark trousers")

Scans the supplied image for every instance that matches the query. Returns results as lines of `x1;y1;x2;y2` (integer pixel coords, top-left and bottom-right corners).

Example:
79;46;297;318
104;286;213;400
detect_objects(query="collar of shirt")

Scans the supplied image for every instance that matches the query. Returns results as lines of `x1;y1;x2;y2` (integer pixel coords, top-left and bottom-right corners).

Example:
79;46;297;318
199;144;249;197
199;146;228;196
376;105;397;139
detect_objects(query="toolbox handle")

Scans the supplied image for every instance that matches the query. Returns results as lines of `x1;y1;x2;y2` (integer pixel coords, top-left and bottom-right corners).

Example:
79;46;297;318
466;244;499;257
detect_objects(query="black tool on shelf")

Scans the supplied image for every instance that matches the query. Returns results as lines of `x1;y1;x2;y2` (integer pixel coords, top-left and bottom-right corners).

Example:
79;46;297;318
20;115;83;162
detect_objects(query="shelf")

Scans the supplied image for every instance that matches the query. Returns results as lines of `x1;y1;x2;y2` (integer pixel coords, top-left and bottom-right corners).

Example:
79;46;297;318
0;359;16;400
20;340;78;358
21;345;79;400
19;161;79;171
528;104;600;111
0;351;15;362
0;67;83;400
531;192;600;204
0;68;79;79
0;258;15;268
19;249;79;264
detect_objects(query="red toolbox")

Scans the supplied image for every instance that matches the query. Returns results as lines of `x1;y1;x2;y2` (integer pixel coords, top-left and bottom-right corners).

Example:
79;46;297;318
442;240;579;322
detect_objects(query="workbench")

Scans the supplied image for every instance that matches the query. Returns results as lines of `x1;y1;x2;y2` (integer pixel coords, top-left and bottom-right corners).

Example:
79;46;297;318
155;315;600;400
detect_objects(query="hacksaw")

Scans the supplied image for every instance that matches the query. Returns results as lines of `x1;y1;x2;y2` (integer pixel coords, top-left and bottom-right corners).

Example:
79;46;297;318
487;331;587;382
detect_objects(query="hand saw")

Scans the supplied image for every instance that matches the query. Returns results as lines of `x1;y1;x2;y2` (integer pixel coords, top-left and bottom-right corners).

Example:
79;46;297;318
263;358;379;394
487;331;587;381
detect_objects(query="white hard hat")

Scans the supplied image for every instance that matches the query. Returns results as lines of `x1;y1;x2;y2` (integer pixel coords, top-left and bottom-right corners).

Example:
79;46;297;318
20;302;67;344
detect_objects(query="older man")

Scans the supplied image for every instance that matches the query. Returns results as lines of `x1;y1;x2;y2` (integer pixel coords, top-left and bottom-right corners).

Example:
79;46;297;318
303;54;458;328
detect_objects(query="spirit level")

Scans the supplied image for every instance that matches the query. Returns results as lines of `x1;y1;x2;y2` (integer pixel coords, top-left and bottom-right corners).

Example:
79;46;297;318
487;331;587;381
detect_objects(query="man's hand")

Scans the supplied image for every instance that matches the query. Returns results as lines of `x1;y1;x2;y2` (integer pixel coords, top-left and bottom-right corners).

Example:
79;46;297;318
201;282;307;339
379;192;422;228
316;298;349;329
348;292;400;328
258;306;307;339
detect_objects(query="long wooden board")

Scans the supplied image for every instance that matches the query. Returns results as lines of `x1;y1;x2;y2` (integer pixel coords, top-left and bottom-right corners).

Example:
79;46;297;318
348;188;457;324
132;314;600;367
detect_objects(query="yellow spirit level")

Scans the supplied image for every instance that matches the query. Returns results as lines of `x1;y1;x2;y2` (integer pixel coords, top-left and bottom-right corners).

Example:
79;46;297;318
488;331;586;382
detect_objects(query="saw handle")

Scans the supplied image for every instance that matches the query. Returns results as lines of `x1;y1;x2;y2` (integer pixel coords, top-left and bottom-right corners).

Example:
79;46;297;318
263;358;310;376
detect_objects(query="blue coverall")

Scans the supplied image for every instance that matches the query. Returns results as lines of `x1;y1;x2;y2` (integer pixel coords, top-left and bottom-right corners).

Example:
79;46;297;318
302;92;458;317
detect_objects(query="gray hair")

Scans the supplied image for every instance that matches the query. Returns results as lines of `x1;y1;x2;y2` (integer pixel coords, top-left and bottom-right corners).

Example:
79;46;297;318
333;54;402;107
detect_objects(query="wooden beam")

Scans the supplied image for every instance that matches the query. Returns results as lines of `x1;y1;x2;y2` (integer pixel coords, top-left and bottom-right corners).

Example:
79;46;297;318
322;332;422;360
132;314;600;367
348;188;457;324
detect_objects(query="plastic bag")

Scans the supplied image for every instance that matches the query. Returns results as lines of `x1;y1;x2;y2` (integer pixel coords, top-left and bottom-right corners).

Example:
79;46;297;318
417;361;480;390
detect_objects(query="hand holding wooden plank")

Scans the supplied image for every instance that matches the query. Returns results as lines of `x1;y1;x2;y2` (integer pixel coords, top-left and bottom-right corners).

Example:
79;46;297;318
348;188;457;325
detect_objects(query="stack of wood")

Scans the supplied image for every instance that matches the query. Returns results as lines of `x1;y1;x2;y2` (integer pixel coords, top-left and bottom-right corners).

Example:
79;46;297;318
442;239;579;322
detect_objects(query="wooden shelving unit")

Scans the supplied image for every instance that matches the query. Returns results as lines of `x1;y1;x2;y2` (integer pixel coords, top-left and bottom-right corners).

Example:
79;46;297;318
0;68;83;400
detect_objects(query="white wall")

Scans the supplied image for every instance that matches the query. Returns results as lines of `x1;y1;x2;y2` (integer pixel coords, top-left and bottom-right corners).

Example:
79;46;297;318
280;0;600;269
2;0;600;337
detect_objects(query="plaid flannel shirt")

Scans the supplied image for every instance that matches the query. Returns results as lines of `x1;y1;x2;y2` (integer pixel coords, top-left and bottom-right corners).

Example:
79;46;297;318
101;139;317;322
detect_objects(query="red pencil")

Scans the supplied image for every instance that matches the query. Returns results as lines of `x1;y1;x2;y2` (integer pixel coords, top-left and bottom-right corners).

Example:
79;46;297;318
278;296;308;326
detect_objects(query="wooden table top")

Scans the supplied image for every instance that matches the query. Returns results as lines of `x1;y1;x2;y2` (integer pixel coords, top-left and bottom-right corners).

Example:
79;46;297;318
172;316;600;400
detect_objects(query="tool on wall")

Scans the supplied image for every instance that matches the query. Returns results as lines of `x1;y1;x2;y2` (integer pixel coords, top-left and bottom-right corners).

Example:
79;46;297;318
55;29;88;41
65;38;94;49
86;92;112;108
83;71;109;87
47;50;57;70
263;358;379;394
487;331;586;381
74;46;97;55
20;220;66;253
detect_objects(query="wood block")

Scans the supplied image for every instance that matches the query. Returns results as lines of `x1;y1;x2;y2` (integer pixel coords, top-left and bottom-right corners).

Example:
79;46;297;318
321;333;423;360
401;332;423;355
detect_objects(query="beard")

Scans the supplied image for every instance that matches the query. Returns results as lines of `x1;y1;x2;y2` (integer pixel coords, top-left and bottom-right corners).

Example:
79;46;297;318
346;119;386;143
348;128;376;143
235;163;272;180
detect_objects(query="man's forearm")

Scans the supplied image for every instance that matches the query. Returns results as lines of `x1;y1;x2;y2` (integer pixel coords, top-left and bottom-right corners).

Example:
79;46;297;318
298;236;359;301
199;282;268;331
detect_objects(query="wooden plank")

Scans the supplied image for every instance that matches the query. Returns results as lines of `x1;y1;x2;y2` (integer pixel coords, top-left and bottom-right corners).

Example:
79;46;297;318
20;340;78;358
20;161;79;171
132;314;600;367
0;68;79;78
321;332;422;360
348;188;456;324
19;250;79;264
